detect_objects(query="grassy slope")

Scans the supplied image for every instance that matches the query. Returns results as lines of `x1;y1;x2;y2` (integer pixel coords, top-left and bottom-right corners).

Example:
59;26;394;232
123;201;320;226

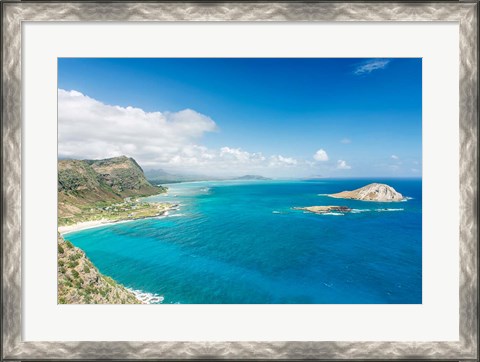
57;234;141;304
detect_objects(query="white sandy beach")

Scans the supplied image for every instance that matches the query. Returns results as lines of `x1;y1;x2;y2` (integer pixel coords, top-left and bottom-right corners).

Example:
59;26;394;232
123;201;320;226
58;216;170;235
58;219;119;234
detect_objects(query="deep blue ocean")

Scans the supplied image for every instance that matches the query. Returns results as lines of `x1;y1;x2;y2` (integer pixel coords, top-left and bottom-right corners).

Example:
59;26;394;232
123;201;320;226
64;179;422;304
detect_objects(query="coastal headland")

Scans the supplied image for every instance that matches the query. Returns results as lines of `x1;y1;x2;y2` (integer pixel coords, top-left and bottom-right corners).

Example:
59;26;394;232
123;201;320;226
58;155;171;304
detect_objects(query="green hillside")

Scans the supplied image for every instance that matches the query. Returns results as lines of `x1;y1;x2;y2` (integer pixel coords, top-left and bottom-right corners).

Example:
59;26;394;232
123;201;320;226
58;156;166;225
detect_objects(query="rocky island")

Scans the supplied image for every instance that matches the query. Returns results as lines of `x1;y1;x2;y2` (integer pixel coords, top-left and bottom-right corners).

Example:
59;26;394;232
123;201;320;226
294;206;352;214
328;183;405;202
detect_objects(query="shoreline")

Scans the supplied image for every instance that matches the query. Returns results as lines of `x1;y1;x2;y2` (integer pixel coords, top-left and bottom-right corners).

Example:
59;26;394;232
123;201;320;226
59;218;131;235
126;287;165;304
59;203;178;235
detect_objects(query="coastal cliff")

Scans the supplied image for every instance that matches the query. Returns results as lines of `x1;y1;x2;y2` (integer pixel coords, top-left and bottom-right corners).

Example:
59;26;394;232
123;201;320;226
329;183;405;202
57;234;141;304
86;156;160;196
58;156;167;225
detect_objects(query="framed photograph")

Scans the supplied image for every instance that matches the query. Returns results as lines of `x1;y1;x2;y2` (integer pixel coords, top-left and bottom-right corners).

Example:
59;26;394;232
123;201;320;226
2;1;478;360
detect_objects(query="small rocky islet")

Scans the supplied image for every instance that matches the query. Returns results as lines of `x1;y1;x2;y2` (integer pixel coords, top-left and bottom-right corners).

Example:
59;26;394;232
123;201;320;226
294;206;352;214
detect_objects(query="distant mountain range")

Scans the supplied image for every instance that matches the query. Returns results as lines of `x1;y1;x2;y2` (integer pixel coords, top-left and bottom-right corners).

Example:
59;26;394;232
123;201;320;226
233;175;272;180
144;169;271;183
144;168;215;184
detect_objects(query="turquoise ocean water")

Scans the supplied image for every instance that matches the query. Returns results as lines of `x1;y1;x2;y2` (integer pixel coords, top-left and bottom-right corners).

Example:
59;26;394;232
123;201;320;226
64;179;422;304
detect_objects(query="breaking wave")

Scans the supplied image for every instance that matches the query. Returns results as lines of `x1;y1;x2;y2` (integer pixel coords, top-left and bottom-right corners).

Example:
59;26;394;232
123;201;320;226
128;288;164;304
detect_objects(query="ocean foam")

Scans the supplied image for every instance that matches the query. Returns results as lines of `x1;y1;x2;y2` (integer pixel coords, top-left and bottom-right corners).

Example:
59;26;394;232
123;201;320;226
350;209;370;214
170;213;186;217
375;208;404;212
323;212;344;216
128;288;164;304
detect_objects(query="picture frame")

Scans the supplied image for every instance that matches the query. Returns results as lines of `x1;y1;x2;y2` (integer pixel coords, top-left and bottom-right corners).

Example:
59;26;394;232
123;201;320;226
2;1;478;360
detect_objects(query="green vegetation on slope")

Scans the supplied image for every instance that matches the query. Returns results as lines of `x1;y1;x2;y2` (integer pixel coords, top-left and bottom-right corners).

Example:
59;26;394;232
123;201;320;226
59;199;176;226
57;234;141;304
86;156;161;196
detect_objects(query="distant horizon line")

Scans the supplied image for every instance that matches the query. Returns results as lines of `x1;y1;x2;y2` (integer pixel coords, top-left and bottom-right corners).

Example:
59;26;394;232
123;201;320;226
58;155;422;180
149;176;423;181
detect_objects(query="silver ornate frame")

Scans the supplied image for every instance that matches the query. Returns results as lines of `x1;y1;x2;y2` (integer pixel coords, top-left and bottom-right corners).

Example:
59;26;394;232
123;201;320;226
2;1;478;360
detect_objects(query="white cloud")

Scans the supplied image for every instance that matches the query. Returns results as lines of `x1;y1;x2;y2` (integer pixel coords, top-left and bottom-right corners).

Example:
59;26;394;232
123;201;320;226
337;160;351;170
58;89;308;177
354;59;390;75
313;149;329;161
220;147;259;163
58;89;217;164
269;155;298;167
340;138;351;144
391;155;399;160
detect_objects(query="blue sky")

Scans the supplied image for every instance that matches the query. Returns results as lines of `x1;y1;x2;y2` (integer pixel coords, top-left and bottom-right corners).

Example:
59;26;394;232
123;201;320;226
58;58;422;178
